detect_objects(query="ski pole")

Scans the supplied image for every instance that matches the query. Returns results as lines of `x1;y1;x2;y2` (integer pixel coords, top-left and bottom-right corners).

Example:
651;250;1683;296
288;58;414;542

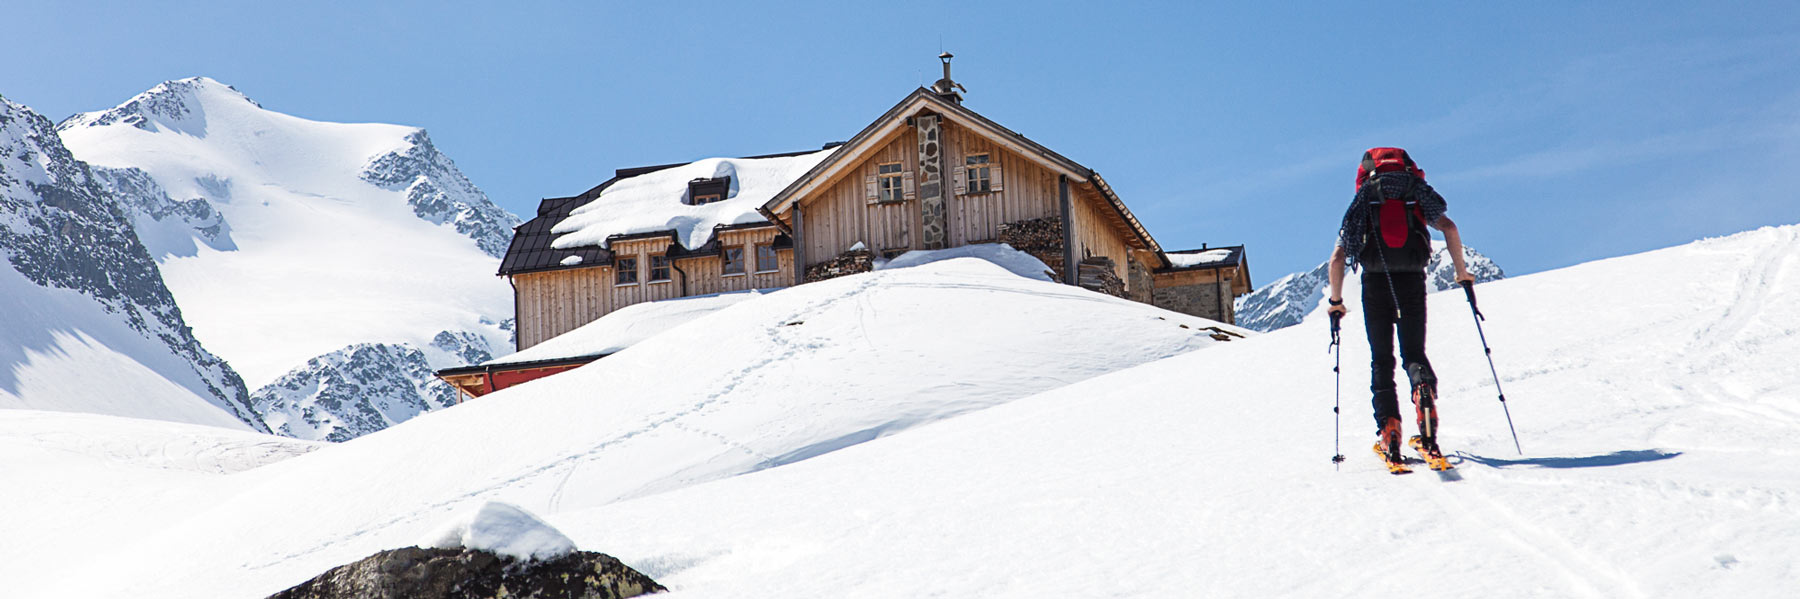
1329;310;1346;468
1461;280;1522;454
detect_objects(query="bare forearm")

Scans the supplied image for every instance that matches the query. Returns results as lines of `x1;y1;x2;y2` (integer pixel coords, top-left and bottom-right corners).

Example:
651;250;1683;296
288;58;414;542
1328;246;1348;301
1435;216;1470;277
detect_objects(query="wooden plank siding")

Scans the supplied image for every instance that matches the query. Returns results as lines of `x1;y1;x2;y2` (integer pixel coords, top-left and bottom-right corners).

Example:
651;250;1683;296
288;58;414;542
510;226;795;350
800;119;1061;267
1067;183;1138;287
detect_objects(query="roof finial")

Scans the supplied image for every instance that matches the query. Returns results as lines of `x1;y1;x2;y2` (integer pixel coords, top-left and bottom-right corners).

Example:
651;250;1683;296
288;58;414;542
932;52;966;103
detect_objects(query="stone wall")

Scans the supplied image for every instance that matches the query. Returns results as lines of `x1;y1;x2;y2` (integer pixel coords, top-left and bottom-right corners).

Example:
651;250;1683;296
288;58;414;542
1153;280;1235;324
1127;258;1154;304
997;217;1065;281
805;247;874;283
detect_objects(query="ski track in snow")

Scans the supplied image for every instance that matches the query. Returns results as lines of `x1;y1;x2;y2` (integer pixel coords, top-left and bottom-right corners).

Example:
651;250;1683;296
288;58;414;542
253;272;894;568
15;228;1800;598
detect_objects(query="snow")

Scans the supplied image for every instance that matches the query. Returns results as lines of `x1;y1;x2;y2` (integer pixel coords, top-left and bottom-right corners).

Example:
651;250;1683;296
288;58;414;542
485;289;767;366
56;78;513;387
0;239;251;431
1165;248;1234;267
550;150;833;251
5;222;1800;598
422;501;576;561
560;255;583;266
874;243;1055;281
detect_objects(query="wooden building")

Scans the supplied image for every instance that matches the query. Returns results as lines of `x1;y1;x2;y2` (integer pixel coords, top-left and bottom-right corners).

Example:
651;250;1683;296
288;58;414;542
438;57;1251;399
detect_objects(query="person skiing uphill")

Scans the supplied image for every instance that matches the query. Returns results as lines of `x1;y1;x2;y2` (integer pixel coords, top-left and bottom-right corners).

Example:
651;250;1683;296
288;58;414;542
1324;148;1474;473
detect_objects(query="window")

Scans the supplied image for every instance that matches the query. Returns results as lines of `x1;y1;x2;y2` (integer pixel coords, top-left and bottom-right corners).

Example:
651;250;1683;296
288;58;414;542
648;254;671;283
965;153;992;194
687;177;730;205
723;246;746;275
877;162;904;203
755;244;778;273
615;256;639;285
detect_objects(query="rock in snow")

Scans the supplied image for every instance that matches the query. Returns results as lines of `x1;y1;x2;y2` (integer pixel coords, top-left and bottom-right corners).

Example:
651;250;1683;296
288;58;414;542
267;546;664;599
0;92;265;431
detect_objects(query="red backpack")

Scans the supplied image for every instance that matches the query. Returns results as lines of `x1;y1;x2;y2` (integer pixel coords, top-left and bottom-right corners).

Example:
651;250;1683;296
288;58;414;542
1356;147;1432;272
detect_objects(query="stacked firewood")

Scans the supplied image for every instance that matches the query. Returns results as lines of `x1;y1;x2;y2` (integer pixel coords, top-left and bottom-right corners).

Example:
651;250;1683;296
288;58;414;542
997;217;1065;280
1077;256;1127;298
805;248;874;283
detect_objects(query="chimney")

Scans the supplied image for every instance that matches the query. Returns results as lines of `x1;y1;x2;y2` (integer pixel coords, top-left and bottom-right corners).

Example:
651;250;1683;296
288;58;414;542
931;52;966;103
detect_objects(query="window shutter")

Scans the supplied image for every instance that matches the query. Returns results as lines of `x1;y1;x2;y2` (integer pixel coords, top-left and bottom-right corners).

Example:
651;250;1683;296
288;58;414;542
902;170;917;201
952;167;965;196
865;174;878;202
990;162;1005;192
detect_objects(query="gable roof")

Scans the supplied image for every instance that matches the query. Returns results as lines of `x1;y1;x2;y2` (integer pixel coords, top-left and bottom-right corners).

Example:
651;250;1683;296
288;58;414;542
758;88;1161;256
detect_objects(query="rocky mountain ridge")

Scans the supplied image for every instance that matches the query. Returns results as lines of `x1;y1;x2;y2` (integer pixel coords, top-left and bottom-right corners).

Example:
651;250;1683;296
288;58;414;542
0;92;264;430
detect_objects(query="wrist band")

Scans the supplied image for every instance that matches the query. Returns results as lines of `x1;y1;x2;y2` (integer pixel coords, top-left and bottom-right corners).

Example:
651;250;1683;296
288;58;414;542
1328;298;1343;306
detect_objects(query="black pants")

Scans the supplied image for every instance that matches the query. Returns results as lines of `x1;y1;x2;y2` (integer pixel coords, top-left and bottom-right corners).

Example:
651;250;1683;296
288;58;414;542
1361;271;1435;432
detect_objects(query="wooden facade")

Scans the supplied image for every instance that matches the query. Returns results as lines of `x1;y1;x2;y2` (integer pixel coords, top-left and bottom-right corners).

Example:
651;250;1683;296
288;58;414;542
512;226;793;350
794;124;1070;261
764;88;1167;302
497;86;1251;364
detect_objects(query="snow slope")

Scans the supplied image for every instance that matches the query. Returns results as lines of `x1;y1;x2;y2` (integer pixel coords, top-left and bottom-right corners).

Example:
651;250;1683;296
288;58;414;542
7;224;1800;598
0;93;262;430
1;256;1243;598
486;289;768;366
55;78;518;439
56;78;515;388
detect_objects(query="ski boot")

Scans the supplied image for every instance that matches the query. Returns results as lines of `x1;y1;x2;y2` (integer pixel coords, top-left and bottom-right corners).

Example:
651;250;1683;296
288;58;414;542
1372;416;1410;474
1407;363;1453;471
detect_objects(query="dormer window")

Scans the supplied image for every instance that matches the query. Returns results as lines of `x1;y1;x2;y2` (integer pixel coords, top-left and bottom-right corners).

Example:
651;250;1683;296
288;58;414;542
687;177;731;205
615;256;639;285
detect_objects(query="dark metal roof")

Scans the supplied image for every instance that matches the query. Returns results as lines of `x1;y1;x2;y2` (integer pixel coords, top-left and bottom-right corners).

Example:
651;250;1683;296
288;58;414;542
435;353;605;378
1156;245;1247;272
497;192;614;276
498;146;832;277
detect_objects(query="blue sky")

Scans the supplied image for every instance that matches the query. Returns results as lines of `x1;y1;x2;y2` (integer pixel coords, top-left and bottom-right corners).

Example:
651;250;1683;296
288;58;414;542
5;1;1796;282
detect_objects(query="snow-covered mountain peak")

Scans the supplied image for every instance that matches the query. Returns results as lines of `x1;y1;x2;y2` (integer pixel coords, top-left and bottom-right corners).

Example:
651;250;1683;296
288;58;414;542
55;78;517;402
58;77;259;137
1;93;265;431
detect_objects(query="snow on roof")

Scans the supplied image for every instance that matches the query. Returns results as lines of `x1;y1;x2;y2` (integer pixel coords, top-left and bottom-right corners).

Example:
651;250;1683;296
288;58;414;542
483;289;768;366
550;149;834;251
421;501;575;561
1165;248;1235;268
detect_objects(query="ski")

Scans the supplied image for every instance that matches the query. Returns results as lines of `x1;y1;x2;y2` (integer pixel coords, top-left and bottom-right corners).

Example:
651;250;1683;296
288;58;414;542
1372;442;1412;474
1409;436;1454;471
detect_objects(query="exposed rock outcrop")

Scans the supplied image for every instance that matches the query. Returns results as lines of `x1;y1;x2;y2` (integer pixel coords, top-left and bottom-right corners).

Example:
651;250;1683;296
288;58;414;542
267;547;665;599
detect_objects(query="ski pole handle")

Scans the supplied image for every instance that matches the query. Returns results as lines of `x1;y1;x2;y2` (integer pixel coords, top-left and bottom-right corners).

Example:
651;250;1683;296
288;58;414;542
1460;280;1484;320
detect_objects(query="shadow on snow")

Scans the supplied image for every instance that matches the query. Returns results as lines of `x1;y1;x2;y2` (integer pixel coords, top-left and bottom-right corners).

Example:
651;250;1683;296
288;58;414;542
1453;449;1682;469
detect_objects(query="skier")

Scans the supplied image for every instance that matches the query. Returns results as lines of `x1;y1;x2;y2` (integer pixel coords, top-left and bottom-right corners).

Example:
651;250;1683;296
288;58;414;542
1324;148;1473;473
